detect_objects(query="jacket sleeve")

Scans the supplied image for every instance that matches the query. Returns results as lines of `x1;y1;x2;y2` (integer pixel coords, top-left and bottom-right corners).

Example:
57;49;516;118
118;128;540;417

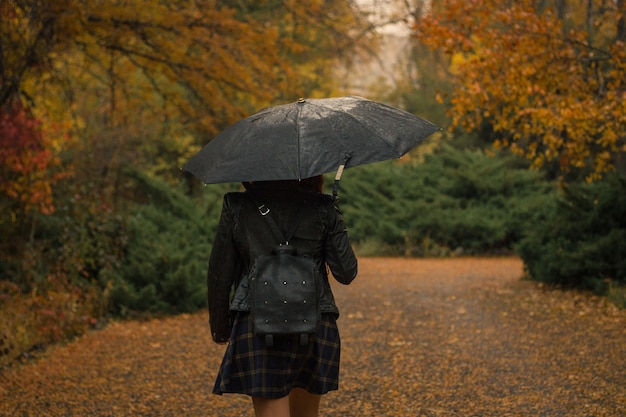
207;194;242;343
324;202;358;285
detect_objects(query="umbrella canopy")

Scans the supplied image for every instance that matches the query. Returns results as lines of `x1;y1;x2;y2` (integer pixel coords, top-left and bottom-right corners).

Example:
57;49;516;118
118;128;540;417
183;96;441;185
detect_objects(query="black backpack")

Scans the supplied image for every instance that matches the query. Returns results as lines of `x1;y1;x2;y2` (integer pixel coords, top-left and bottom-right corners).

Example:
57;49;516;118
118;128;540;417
248;196;321;346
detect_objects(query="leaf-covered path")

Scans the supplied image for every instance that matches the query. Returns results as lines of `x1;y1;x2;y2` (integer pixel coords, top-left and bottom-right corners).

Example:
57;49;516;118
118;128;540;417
1;258;625;416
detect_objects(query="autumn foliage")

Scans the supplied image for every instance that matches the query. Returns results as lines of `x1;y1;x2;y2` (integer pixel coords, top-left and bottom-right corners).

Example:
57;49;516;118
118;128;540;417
414;0;626;179
0;103;58;214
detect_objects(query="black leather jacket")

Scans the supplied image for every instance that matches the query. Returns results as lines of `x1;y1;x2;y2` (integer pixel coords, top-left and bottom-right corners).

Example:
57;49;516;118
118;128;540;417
207;187;358;342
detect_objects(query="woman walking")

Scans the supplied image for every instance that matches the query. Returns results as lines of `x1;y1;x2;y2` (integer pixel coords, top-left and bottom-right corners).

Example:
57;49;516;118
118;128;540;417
208;176;358;417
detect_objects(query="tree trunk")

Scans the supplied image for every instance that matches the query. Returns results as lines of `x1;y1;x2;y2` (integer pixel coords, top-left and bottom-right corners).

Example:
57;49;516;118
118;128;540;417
617;0;626;42
616;0;625;179
556;0;567;19
586;0;594;46
614;153;626;178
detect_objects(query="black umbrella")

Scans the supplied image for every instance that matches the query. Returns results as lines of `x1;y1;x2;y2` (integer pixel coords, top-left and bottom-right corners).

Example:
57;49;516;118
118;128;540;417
183;96;441;194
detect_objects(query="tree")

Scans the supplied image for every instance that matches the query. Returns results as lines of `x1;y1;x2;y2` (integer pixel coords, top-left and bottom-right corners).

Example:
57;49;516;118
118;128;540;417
412;0;626;180
2;0;375;133
218;0;376;100
2;0;301;129
1;0;376;191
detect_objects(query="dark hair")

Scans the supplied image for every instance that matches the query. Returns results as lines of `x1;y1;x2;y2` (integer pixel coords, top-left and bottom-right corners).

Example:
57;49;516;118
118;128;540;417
300;175;324;193
243;175;324;193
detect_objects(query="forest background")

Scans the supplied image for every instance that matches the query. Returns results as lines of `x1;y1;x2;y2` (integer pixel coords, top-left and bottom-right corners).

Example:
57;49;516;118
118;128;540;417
1;0;625;367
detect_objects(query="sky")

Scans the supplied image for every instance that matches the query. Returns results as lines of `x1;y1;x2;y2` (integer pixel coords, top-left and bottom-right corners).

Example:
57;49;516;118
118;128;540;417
354;0;413;36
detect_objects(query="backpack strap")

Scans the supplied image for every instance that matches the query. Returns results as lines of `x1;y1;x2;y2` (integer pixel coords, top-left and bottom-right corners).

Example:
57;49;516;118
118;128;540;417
250;193;305;245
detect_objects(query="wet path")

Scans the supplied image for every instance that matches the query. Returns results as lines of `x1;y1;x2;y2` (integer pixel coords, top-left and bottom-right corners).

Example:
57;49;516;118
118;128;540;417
1;258;625;416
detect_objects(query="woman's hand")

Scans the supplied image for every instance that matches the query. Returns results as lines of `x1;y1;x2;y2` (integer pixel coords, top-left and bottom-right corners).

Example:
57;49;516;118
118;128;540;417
212;332;230;344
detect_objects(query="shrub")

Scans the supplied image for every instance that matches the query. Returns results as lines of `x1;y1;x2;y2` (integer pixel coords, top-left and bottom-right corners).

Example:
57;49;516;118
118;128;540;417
516;174;626;292
337;144;554;256
106;170;233;316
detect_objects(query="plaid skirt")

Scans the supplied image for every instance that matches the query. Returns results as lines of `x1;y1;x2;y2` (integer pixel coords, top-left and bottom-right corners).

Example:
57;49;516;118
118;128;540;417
212;312;341;398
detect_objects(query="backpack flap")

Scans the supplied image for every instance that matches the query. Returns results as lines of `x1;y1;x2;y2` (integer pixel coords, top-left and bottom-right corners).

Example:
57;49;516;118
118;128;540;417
251;251;320;335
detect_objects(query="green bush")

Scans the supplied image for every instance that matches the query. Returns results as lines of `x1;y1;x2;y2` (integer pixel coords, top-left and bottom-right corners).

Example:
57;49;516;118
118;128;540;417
20;167;233;318
516;174;626;292
107;170;234;316
337;144;554;256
